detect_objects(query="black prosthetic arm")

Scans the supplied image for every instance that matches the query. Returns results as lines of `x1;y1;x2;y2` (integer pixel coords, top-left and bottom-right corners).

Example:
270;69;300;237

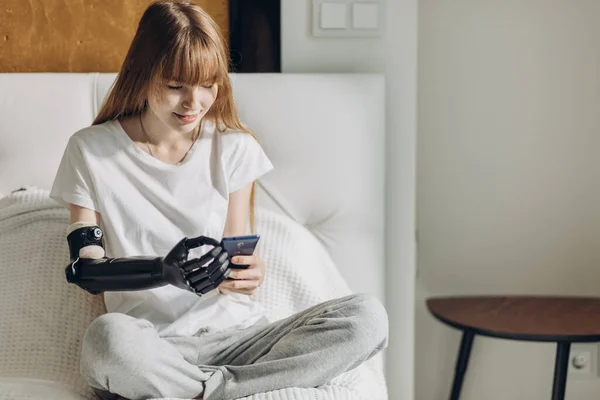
66;226;232;295
65;256;166;294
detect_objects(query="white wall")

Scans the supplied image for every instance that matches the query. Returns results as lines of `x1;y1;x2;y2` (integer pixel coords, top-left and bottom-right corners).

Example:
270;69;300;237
417;1;600;399
281;1;418;400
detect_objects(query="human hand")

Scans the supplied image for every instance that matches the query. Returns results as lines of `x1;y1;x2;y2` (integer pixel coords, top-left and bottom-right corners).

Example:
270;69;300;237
217;254;265;296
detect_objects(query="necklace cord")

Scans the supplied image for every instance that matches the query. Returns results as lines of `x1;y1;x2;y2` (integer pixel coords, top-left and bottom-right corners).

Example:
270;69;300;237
139;113;200;164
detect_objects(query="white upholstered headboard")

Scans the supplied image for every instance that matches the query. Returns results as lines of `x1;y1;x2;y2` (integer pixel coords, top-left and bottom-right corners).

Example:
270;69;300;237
0;73;385;302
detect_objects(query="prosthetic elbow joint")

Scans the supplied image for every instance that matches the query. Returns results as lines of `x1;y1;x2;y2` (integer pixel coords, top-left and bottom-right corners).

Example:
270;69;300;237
66;223;106;290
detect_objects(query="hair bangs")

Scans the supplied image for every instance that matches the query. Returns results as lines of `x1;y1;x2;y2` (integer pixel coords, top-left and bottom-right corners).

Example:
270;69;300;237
155;33;225;90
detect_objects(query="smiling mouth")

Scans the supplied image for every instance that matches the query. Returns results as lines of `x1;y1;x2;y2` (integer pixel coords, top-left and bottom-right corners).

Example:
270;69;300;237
174;113;199;122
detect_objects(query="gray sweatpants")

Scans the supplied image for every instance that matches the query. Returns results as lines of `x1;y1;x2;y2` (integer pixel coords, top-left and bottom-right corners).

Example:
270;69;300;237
80;293;389;400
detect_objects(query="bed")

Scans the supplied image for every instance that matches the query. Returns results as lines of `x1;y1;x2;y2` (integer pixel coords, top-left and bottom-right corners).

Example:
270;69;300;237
0;73;387;399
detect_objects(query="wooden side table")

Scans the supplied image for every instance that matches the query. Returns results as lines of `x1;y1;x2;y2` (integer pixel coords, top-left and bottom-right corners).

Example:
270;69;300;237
427;296;600;400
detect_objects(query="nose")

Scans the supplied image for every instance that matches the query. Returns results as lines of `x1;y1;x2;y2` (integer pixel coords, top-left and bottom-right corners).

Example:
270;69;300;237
182;87;203;111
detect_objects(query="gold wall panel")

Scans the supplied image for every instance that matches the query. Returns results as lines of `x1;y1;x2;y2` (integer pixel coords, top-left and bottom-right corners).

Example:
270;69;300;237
0;0;228;72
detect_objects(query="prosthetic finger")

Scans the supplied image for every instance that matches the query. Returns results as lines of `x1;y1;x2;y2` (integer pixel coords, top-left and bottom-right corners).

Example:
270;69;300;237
180;246;223;273
186;252;229;284
185;235;220;249
194;263;231;295
186;253;231;294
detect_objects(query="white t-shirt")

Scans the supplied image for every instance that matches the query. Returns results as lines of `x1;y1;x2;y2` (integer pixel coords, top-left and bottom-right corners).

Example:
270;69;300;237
50;119;274;337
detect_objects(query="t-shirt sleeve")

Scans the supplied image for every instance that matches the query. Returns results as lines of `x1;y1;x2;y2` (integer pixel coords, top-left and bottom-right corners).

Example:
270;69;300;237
49;136;99;212
224;133;274;194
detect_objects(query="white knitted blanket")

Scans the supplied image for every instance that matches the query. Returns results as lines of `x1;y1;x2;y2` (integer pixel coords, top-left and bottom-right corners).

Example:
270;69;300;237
0;187;387;400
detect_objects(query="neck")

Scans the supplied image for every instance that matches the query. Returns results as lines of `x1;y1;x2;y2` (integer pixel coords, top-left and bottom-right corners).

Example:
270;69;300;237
140;111;199;150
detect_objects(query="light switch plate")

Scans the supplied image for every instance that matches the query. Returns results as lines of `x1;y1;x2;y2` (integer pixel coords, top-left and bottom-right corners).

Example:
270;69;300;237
352;3;379;29
312;0;384;38
320;3;347;29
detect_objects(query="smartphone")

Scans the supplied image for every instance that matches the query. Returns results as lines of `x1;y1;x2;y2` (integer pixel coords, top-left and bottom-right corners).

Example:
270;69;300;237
221;234;260;269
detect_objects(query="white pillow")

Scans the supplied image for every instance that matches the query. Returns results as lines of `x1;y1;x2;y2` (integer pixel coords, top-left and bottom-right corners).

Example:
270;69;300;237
0;377;88;400
0;187;104;400
252;208;353;321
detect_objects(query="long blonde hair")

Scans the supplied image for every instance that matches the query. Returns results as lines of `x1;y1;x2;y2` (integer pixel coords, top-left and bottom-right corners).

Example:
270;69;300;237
94;0;257;232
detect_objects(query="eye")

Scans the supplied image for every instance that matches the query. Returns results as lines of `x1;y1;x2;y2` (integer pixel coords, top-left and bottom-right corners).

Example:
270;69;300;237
167;85;183;90
201;83;214;89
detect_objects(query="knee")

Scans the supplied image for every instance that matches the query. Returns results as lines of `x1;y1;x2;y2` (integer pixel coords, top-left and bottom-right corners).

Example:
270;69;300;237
80;313;152;385
346;293;389;351
83;313;144;354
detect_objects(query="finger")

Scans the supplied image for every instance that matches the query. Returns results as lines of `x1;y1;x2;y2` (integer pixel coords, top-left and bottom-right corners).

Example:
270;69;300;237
181;258;203;274
196;282;218;295
206;252;229;276
231;255;257;266
187;267;209;284
227;268;262;281
186;256;229;285
181;247;223;273
186;235;220;249
219;279;259;291
193;265;230;294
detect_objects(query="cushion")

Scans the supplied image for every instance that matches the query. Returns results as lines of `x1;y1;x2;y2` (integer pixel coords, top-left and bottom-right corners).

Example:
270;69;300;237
0;187;105;399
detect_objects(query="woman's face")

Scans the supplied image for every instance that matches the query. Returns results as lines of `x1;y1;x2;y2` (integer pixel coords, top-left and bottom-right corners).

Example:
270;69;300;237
147;81;218;133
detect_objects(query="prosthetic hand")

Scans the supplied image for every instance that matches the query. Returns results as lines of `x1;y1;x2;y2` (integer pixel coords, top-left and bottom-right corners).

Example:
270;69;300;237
65;223;231;295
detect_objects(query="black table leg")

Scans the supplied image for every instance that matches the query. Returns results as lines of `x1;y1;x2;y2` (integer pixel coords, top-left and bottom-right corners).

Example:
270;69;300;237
551;342;571;400
449;330;475;400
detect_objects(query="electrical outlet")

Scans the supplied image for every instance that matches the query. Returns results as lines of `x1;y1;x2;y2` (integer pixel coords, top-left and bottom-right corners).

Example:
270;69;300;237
568;344;598;379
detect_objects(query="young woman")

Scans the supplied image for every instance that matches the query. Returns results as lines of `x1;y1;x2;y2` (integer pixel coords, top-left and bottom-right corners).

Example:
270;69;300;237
50;1;388;399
